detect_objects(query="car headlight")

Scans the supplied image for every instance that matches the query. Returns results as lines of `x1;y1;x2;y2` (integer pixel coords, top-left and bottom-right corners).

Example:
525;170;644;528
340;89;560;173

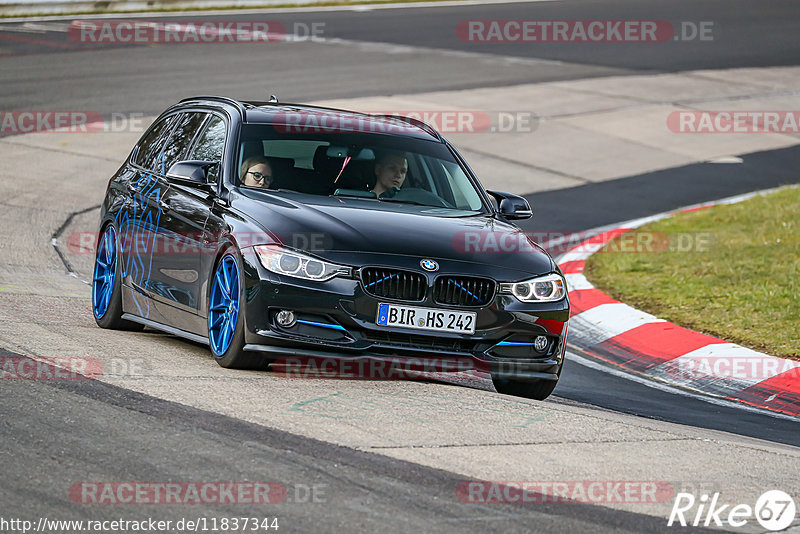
500;273;566;303
253;245;350;281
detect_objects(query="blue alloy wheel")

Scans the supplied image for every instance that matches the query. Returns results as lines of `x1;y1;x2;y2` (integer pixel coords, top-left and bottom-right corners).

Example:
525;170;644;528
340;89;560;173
208;255;241;356
92;226;117;319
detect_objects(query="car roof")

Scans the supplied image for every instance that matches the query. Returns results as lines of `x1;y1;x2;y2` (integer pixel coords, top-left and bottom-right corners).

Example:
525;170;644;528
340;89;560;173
177;96;443;142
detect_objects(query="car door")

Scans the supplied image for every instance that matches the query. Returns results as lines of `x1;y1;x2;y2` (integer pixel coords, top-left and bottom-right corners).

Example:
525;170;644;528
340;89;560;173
156;112;228;335
145;111;213;334
118;113;179;321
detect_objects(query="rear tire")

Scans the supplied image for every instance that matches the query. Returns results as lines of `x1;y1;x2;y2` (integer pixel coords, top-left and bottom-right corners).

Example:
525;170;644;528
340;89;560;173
92;224;144;331
208;247;263;369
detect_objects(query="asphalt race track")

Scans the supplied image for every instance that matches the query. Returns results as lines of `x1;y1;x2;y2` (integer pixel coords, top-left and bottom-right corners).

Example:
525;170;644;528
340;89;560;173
1;1;799;532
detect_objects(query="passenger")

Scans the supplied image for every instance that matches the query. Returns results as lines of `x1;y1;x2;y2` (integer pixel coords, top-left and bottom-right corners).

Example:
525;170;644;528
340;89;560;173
240;156;273;188
370;151;408;197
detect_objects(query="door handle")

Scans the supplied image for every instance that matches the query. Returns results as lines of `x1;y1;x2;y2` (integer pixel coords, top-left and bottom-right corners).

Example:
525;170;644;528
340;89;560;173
158;199;170;211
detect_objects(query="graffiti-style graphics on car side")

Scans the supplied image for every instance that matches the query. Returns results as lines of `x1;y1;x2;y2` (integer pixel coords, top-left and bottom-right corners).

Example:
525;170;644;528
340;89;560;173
117;171;163;319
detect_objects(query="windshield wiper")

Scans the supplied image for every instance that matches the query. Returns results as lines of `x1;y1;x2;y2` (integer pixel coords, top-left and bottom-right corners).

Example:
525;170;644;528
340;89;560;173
331;190;377;200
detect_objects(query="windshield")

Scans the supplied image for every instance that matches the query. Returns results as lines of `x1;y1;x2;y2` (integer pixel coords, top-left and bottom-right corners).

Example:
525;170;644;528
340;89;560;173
237;123;487;213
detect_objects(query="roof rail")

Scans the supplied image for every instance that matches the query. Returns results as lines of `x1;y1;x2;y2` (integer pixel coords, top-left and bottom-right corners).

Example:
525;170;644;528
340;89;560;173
370;113;443;141
249;101;364;116
179;96;247;120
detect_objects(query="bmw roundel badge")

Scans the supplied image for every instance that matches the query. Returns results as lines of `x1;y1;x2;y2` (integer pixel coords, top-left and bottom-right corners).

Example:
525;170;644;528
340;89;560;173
420;259;439;272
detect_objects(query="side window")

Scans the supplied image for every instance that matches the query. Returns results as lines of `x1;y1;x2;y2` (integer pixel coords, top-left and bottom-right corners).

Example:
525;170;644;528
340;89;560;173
160;112;208;174
134;114;179;172
188;116;226;183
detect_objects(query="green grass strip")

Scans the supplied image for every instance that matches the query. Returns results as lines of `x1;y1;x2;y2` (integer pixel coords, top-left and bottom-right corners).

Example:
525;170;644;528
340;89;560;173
585;186;800;360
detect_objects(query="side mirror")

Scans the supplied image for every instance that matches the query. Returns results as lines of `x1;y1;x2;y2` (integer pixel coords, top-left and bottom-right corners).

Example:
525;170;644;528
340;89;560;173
486;190;532;220
167;160;218;187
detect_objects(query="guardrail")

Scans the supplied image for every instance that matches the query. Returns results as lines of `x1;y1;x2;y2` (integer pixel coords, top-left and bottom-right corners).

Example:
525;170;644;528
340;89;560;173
0;0;324;17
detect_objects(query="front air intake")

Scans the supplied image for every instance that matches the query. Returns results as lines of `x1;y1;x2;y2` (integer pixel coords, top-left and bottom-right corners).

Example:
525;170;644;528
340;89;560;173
433;276;495;307
361;268;427;302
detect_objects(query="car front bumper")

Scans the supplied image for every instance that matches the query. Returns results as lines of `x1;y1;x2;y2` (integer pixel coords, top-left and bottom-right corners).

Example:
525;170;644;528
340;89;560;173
240;252;569;381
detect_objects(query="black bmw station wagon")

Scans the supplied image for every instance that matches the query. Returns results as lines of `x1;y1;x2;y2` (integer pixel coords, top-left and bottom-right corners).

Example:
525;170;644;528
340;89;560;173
92;96;569;399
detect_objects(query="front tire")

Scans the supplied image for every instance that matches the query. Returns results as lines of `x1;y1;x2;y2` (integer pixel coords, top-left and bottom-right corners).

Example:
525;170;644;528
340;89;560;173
208;248;262;369
492;363;562;400
92;224;143;331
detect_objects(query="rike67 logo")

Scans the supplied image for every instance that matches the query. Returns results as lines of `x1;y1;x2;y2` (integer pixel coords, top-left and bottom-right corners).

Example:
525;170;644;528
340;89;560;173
668;490;796;530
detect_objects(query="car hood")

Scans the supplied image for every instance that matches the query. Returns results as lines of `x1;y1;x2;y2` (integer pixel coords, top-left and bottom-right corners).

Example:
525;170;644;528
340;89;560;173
232;190;555;278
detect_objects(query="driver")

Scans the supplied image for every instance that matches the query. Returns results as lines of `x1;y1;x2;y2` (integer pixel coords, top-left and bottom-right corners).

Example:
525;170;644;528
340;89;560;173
371;151;407;197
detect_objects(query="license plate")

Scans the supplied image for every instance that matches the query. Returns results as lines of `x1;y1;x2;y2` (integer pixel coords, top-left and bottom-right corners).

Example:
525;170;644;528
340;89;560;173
376;303;476;334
